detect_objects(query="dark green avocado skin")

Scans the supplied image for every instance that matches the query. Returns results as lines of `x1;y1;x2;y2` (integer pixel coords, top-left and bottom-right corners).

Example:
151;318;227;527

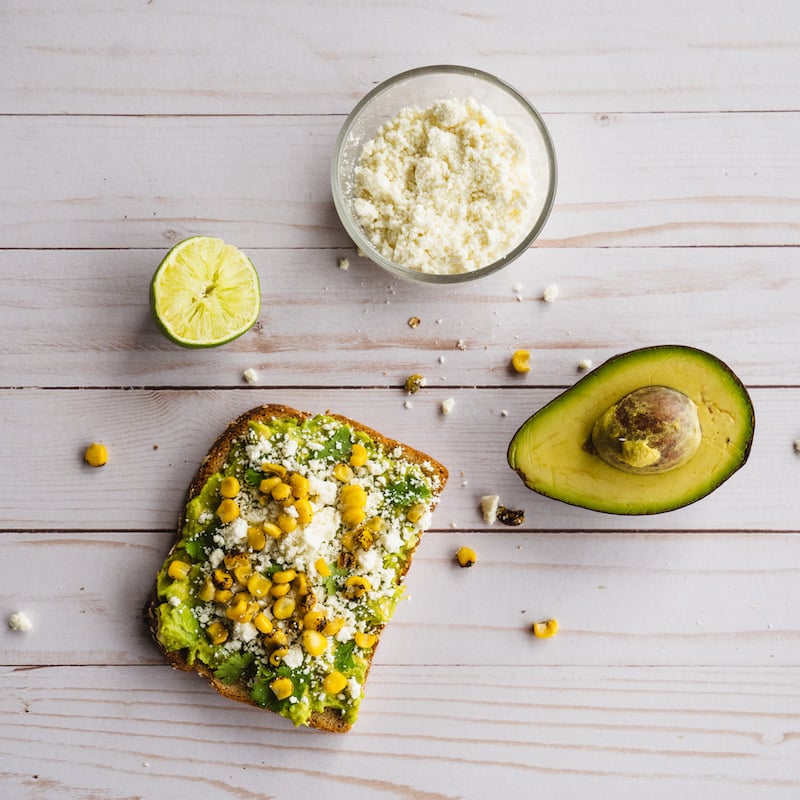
507;345;755;515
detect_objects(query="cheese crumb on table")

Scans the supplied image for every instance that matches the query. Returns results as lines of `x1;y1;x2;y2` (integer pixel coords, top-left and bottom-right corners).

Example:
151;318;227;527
337;257;350;270
480;494;500;524
542;284;559;302
8;611;32;632
577;358;593;371
440;398;455;415
242;368;259;384
352;98;534;275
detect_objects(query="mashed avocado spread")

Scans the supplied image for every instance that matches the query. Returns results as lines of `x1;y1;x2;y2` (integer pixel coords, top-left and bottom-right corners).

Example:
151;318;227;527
153;413;442;728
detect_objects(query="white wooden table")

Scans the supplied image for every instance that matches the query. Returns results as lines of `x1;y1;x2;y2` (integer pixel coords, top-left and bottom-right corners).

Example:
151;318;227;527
2;2;799;798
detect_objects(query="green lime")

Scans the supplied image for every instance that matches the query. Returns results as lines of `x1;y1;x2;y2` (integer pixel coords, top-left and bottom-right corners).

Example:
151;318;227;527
150;236;261;348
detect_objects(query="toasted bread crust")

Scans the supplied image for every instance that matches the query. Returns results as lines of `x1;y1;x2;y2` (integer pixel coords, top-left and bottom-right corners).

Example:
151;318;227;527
147;404;447;732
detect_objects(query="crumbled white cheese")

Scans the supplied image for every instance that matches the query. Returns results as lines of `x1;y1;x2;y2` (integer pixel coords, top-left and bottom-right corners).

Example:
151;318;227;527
480;494;500;525
168;596;181;608
577;359;593;371
208;547;225;568
242;368;259;384
8;612;32;632
283;645;305;669
542;284;559;302
348;677;362;699
219;517;248;549
441;397;455;416
352;98;534;275
338;257;350;270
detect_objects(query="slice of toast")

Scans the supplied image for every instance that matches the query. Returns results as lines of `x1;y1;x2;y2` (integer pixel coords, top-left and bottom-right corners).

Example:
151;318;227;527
147;404;448;731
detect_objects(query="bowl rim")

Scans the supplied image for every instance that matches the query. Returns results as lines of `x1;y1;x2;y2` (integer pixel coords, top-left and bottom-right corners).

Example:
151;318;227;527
331;64;558;284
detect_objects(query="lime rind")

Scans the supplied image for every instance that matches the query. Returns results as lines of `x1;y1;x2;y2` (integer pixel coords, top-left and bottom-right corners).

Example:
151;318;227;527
150;237;261;348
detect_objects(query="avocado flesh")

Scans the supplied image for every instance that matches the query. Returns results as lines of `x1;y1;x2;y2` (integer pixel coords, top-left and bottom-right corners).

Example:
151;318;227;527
507;345;755;515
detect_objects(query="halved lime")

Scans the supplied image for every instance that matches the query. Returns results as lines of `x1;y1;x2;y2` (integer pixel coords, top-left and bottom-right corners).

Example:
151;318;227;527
150;236;261;348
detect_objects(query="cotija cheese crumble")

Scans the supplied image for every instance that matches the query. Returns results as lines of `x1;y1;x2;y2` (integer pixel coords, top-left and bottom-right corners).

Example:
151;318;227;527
352;97;534;275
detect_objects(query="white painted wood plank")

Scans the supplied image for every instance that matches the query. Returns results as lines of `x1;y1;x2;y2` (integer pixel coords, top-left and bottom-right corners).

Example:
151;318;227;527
2;112;800;249
0;387;789;532
2;530;798;668
3;1;799;115
2;664;799;799
1;246;797;388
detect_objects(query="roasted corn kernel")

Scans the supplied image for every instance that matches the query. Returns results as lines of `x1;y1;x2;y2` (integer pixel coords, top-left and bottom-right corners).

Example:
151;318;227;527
272;596;296;620
167;560;191;581
259;476;282;495
197;576;216;602
260;462;288;478
323;617;345;636
343;575;372;599
277;513;297;534
406;503;428;523
322;670;348;695
262;521;283;540
333;463;354;483
341;506;366;527
246;573;272;598
270;676;294;700
269;647;288;667
253;612;274;635
289;472;309;499
212;569;233;590
214;588;234;605
247;525;267;551
206;620;228;645
303;610;327;631
349;442;368;468
301;629;328;657
272;569;297;584
314;557;331;577
354;631;377;649
455;546;477;568
270;582;291;598
219;476;240;498
216;498;239;524
271;481;292;502
293;497;313;526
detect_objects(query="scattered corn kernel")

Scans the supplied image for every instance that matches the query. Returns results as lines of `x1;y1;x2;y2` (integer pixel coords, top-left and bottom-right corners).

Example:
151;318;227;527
341;506;366;527
253;612;274;635
167;560;191;581
292;573;309;596
455;546;477;568
247;526;267;551
293;497;313;526
406;503;428;523
354;631;377;649
259;476;282;495
219;476;240;498
262;521;283;540
301;629;328;657
272;596;296;620
272;569;297;584
314;557;331;577
246;573;272;598
270;676;294;701
340;484;366;507
323;617;345;636
232;562;252;585
511;349;531;374
271;481;292;501
216;498;239;524
206;621;228;645
289;472;309;498
269;647;288;666
83;442;108;467
532;618;559;639
349;442;368;468
270;582;291;598
197;577;216;602
261;463;287;478
265;629;288;648
303;610;327;631
213;588;233;605
322;671;348;695
212;569;233;590
343;575;372;599
277;513;298;533
333;462;354;482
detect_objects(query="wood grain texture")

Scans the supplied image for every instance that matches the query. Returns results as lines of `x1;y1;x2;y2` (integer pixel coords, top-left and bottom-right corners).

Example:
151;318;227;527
2;664;799;799
0;246;797;388
3;0;799;115
1;531;798;669
2;112;799;249
0;386;791;532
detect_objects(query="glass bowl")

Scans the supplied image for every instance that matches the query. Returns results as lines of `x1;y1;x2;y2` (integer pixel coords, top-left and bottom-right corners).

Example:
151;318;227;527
331;65;557;284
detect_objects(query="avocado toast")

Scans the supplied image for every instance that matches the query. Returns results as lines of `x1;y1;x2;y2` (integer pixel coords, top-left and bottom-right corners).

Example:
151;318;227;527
147;404;448;731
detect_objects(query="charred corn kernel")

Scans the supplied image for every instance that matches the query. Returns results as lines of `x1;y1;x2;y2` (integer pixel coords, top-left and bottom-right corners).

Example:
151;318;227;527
323;617;345;636
259;476;282;495
225;594;255;623
265;629;288;648
262;521;283;540
341;506;366;527
224;552;248;570
212;569;233;590
269;647;288;667
246;573;272;598
232;562;252;585
289;472;309;498
340;484;367;507
322;670;348;695
532;618;559;639
406;503;428;523
271;482;292;501
511;349;531;373
197;577;216;602
206;621;228;645
277;513;297;534
293;498;313;526
333;462;354;482
314;557;331;577
270;582;291;598
303;610;327;631
214;588;233;605
84;442;108;467
301;629;328;657
365;516;384;533
343;575;371;599
219;476;240;498
272;596;296;620
354;631;377;649
349;442;368;468
253;612;274;635
167;560;191;581
455;546;477;568
272;568;297;584
216;498;239;524
261;462;288;478
292;573;309;596
270;676;293;701
355;527;374;550
247;526;267;551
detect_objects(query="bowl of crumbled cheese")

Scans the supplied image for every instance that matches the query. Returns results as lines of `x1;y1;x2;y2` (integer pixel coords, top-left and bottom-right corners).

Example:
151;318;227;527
332;65;557;283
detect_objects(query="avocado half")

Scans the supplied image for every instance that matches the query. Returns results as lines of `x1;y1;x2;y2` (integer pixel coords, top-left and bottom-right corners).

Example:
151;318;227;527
507;345;755;515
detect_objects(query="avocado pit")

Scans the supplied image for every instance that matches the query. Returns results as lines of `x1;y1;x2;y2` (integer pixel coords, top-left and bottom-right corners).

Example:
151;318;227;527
590;386;702;474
